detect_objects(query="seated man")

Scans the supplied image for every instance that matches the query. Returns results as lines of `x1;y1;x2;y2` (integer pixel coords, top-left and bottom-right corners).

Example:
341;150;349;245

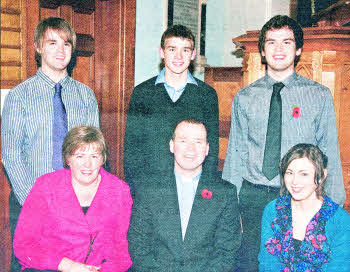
128;119;241;271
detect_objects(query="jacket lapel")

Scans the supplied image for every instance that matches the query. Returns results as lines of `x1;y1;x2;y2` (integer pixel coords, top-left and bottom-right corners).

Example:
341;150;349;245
158;171;184;248
183;174;213;243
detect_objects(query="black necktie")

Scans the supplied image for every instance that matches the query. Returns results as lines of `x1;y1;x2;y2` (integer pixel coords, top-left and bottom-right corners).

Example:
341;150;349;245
262;82;284;180
52;83;68;170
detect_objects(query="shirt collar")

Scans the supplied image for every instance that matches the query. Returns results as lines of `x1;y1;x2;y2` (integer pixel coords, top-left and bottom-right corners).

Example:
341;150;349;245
37;68;71;88
265;71;298;92
174;169;202;183
155;68;198;86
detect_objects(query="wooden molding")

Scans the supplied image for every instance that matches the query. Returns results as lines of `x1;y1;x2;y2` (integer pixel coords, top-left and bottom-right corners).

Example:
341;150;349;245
312;0;350;26
75;33;95;56
233;27;350;53
39;0;95;14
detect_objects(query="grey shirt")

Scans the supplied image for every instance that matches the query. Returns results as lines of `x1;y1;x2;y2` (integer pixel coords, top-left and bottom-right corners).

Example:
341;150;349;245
222;72;345;205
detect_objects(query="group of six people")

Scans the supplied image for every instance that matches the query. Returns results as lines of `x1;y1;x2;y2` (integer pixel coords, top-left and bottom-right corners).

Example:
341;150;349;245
2;13;350;272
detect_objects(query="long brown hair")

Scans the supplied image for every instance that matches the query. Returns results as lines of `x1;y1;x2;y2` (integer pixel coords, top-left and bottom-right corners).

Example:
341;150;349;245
280;143;328;197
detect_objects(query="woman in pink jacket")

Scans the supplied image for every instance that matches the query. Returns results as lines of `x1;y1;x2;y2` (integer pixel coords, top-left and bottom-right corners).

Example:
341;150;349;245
14;126;132;272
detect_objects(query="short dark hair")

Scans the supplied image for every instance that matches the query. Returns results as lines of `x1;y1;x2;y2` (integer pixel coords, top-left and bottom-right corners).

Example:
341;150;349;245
34;17;76;67
161;25;195;50
258;15;303;64
62;126;108;168
172;119;207;141
279;143;328;198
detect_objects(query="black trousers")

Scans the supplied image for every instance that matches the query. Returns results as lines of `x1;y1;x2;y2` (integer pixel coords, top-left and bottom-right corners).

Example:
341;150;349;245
234;179;280;272
9;191;23;272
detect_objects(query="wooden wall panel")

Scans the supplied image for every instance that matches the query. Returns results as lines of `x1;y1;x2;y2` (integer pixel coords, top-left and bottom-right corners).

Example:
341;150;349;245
342;165;350;212
1;13;20;28
40;7;59;18
0;0;27;89
95;0;136;178
74;56;95;88
1;0;20;10
73;13;92;34
205;67;242;171
1;48;21;62
1;66;21;81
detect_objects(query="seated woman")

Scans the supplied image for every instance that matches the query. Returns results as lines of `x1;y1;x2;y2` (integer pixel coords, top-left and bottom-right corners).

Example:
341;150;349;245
259;143;350;271
14;126;132;272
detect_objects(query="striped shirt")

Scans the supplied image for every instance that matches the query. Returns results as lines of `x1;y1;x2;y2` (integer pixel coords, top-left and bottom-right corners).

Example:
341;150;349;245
1;69;100;205
222;72;345;205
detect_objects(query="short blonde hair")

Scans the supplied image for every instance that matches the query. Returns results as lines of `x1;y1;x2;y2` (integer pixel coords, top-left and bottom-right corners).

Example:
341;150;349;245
34;17;76;67
62;126;107;168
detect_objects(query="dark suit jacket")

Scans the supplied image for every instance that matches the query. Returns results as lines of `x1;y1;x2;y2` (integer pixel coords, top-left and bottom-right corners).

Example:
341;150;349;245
127;170;241;272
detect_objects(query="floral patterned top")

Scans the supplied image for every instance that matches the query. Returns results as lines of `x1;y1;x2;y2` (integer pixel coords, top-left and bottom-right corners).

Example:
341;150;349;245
263;195;338;271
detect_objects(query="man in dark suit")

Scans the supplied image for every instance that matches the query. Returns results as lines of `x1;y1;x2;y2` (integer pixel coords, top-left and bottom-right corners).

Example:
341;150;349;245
128;119;241;271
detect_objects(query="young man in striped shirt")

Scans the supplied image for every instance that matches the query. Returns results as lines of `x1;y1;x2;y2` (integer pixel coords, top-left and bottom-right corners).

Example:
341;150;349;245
1;17;99;271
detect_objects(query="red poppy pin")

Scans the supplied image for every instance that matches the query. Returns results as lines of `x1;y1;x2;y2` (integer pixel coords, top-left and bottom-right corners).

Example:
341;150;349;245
291;105;301;119
201;189;212;199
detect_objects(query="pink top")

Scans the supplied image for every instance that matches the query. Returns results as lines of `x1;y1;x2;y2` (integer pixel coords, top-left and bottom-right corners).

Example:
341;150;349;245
14;168;132;271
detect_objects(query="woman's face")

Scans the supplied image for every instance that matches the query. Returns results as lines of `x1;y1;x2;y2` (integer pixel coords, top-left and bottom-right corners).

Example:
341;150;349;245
284;157;318;202
67;143;104;187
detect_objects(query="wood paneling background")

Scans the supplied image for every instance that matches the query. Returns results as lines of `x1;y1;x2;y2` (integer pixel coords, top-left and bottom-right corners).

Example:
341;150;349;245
205;67;242;171
0;0;136;270
0;0;28;89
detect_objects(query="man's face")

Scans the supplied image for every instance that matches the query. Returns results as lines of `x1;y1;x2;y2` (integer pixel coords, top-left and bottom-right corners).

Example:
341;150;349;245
159;37;196;79
170;122;209;177
262;27;302;79
35;28;72;75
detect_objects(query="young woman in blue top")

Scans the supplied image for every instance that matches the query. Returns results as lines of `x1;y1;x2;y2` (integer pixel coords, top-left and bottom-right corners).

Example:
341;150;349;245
259;143;350;271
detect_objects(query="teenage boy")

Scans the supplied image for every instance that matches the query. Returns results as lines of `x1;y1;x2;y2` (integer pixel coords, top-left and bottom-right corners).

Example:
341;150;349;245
1;17;99;271
128;119;241;271
124;25;219;195
222;15;345;271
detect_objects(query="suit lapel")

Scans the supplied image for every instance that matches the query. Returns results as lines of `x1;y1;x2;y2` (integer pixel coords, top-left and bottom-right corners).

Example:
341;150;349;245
158;171;184;248
183;174;212;243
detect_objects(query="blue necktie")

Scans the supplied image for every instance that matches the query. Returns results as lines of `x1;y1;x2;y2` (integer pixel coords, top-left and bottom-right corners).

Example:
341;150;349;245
262;82;284;180
52;83;68;170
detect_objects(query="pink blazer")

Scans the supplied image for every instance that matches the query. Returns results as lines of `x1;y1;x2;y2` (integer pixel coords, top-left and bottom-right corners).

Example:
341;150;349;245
14;167;132;272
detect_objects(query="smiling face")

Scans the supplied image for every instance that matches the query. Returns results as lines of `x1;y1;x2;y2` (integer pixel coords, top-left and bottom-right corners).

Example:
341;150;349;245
284;157;321;202
67;143;104;187
262;27;302;80
159;37;196;80
35;28;72;79
170;121;209;178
